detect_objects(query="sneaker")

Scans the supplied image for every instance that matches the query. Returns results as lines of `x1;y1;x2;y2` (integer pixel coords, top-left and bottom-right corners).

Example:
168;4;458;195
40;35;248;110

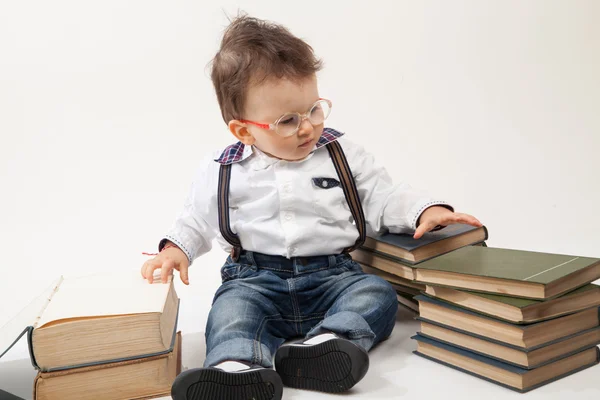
274;333;369;393
171;364;283;400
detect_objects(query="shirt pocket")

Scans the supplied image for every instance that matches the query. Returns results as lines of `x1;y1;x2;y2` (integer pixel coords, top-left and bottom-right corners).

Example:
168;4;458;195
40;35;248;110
311;176;351;222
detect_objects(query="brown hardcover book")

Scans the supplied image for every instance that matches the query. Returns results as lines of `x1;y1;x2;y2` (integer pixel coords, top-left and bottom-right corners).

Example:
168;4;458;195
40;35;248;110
413;334;599;393
33;332;182;400
357;262;425;291
419;322;600;369
424;284;600;323
396;292;419;313
351;249;416;280
0;271;179;372
415;295;600;349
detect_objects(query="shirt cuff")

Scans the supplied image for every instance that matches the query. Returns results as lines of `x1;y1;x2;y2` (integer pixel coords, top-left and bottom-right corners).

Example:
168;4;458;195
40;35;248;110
409;200;454;230
158;235;193;263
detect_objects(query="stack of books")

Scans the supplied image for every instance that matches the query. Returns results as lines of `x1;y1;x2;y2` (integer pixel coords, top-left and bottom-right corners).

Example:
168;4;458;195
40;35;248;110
352;224;488;314
0;271;181;400
353;225;600;392
358;263;424;313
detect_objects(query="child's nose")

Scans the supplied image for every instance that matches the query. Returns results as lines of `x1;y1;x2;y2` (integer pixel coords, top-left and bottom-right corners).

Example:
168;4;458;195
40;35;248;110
297;118;314;137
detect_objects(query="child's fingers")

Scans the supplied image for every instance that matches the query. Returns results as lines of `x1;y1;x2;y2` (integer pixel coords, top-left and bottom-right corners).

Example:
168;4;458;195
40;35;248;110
140;262;149;278
413;221;436;239
451;213;482;227
179;264;190;285
142;259;161;283
460;213;482;226
161;259;175;284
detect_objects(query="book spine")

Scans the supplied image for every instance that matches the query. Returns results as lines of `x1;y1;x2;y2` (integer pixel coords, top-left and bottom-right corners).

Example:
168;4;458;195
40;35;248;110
27;327;40;370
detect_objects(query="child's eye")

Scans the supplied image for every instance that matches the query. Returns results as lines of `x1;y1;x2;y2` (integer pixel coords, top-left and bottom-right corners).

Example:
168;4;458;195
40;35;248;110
279;115;298;125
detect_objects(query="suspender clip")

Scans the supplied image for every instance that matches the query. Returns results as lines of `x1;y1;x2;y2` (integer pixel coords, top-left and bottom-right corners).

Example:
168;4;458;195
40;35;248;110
230;246;241;262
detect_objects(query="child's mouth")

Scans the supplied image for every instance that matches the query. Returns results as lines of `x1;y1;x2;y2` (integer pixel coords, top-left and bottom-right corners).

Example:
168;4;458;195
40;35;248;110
299;139;313;148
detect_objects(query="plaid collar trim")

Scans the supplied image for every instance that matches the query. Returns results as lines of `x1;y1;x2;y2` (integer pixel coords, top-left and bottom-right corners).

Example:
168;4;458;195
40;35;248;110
214;127;345;165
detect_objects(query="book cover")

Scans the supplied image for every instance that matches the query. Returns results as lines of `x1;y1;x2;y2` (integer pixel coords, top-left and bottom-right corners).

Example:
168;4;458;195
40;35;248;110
412;334;600;393
367;224;487;253
0;389;25;400
416;246;600;285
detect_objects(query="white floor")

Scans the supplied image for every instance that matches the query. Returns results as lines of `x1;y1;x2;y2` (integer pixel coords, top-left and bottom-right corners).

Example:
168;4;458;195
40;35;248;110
1;305;599;400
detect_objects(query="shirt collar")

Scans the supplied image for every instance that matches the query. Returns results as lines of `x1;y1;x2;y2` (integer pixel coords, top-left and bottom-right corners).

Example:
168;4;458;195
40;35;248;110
214;127;345;165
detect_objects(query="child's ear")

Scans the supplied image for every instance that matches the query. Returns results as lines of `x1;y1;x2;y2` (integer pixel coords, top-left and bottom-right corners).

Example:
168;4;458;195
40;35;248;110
228;120;256;146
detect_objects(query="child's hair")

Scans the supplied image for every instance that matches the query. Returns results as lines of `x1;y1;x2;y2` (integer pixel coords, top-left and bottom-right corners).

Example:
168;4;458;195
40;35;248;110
210;14;323;123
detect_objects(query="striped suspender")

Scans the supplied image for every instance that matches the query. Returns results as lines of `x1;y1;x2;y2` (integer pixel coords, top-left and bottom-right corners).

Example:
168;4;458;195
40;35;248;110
217;141;366;261
325;140;367;253
217;163;242;261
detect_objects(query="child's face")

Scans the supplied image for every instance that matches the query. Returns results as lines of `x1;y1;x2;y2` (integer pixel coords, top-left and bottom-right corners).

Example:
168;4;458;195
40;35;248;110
230;75;323;161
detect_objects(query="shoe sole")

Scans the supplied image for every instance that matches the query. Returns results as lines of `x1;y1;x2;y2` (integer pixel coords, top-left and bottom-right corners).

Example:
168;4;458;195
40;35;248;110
274;338;369;393
171;367;283;400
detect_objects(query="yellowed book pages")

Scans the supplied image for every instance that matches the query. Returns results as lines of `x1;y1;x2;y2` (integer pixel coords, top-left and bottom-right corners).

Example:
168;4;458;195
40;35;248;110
38;270;173;327
33;332;182;400
1;270;179;371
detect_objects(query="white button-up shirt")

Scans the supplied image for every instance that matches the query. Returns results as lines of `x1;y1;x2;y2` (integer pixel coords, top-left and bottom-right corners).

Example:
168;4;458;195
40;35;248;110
163;129;450;261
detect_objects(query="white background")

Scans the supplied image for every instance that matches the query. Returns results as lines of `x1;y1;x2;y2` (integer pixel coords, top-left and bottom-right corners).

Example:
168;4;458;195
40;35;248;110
0;1;599;399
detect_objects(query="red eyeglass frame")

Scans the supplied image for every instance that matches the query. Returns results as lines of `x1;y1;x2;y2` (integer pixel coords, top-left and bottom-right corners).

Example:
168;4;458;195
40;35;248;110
239;98;332;133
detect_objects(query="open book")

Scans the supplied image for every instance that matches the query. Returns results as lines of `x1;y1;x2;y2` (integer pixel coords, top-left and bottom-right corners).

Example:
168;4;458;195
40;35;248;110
0;270;179;372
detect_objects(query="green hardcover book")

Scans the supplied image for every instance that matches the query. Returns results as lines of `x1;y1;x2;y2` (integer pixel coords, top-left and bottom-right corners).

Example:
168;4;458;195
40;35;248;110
414;246;600;299
424;284;600;324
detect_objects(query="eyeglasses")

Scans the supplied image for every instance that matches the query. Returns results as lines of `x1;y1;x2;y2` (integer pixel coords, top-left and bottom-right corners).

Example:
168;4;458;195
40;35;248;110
240;98;332;137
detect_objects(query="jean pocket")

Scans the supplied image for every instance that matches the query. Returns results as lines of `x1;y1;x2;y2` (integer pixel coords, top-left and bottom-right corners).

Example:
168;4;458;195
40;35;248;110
220;263;257;283
338;259;363;273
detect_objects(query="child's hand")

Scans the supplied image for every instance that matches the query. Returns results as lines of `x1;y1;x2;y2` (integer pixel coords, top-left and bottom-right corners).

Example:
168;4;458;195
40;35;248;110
414;206;482;239
141;244;190;285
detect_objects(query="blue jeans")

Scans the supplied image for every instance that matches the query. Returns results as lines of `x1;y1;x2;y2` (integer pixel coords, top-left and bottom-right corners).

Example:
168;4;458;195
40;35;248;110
204;251;398;368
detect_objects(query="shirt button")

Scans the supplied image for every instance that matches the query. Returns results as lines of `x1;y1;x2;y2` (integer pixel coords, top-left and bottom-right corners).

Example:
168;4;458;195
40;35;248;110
284;185;292;193
285;213;293;221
